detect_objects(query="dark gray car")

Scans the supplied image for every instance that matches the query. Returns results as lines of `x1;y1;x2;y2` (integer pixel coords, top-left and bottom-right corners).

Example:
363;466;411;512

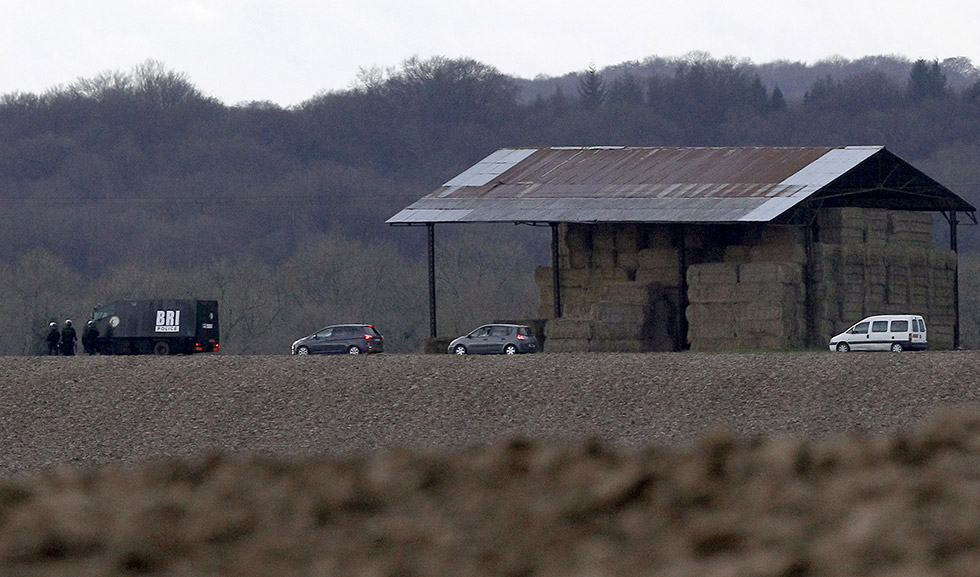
448;324;537;355
291;324;384;355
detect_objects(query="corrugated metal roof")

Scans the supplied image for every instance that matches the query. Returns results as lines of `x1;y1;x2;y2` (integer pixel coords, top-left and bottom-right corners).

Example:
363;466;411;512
387;146;973;224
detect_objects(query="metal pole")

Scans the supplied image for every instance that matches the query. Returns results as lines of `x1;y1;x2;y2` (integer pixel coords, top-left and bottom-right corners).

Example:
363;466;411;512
676;225;688;351
428;223;437;338
951;210;960;349
551;223;562;318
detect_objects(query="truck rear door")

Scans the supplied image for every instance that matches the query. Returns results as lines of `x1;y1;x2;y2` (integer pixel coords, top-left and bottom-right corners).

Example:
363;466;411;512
197;301;219;351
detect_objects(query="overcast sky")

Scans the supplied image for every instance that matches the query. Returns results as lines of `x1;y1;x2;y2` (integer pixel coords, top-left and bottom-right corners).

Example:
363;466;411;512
3;0;978;107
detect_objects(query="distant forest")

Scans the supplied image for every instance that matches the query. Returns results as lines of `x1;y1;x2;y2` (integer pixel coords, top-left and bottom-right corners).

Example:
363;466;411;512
3;54;980;354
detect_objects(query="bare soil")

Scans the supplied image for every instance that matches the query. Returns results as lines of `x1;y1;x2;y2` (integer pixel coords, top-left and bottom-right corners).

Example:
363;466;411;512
2;351;980;576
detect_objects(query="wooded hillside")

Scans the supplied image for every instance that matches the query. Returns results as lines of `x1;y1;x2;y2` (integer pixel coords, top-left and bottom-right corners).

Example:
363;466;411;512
2;55;980;354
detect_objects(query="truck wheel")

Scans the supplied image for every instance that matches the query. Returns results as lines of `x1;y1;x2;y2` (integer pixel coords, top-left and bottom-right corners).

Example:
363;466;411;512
153;341;171;356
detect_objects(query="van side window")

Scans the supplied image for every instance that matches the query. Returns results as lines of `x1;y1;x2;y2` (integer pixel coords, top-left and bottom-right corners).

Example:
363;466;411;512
891;320;909;332
918;319;926;332
851;322;870;334
871;321;888;333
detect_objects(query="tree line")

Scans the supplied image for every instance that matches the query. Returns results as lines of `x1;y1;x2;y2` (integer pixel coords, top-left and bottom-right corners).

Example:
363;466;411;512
1;55;980;353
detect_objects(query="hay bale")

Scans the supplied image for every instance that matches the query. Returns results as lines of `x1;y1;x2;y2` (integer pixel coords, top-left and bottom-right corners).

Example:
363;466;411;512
601;281;664;305
687;262;739;285
563;224;592;252
559;268;592;288
589;339;651;353
735;334;795;350
543;338;590;353
545;319;592;340
734;282;802;305
738;262;803;285
634;266;681;287
688;282;736;303
592;250;617;270
689;337;736;351
616;251;639;271
561;302;592;318
596;267;632;281
723;245;753;263
591;302;653;324
592;320;649;341
593;224;617;253
643;225;673;248
615;224;641;253
638;248;679;269
687;303;735;326
747;243;805;263
423;337;453;354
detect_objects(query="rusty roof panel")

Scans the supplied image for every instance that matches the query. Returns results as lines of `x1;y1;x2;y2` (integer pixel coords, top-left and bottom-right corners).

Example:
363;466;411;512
388;145;972;225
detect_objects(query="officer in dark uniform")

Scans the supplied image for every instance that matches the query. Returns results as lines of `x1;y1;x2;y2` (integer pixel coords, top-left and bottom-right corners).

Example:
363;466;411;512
82;320;100;355
45;322;60;355
60;319;77;356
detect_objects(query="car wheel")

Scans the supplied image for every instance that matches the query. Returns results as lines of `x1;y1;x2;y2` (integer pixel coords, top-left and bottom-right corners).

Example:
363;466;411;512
890;343;904;352
453;344;467;355
153;341;170;356
836;342;850;352
347;345;362;355
296;346;310;355
503;344;518;355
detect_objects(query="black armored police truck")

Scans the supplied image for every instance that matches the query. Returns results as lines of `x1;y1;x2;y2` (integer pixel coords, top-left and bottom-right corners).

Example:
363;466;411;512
90;299;220;355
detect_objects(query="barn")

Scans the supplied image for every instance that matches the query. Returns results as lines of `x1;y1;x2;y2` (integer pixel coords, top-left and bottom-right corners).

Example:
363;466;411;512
387;146;976;352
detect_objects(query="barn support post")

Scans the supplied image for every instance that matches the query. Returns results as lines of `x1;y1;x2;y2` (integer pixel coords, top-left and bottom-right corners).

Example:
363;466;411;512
950;210;960;349
427;223;437;339
803;215;816;348
674;224;689;351
551;223;562;318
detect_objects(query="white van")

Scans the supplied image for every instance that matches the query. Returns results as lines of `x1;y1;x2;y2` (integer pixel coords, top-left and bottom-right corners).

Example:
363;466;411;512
829;314;927;352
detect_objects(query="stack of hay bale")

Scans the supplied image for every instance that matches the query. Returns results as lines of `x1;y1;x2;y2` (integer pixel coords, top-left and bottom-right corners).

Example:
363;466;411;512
809;208;954;348
686;262;805;351
535;207;955;352
538;224;679;352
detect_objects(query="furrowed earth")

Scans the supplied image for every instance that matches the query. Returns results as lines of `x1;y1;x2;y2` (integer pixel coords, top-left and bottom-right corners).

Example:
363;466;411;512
3;351;980;576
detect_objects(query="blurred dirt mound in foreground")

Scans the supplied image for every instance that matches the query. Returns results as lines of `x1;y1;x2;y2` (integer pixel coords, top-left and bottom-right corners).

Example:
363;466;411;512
4;407;980;577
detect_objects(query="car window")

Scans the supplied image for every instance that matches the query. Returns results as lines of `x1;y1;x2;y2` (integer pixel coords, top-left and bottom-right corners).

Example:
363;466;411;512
871;321;888;333
363;326;380;336
891;320;908;332
851;322;870;335
316;328;333;338
335;326;355;337
517;327;530;336
471;327;490;338
489;326;510;337
918;319;926;332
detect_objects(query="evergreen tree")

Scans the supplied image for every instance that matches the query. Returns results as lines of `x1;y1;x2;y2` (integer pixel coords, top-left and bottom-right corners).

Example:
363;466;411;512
907;59;947;101
769;86;787;111
577;65;606;110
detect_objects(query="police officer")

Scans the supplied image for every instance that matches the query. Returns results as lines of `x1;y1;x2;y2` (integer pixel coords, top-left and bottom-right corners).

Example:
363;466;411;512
82;320;100;355
45;322;60;355
60;319;77;356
